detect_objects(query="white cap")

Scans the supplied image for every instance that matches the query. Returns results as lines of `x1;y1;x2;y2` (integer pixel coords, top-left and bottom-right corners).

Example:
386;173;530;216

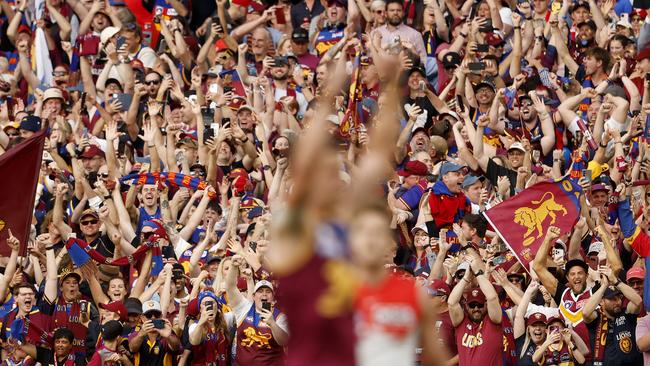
100;26;120;47
456;262;470;274
508;142;526;153
588;241;604;254
142;300;162;314
253;280;274;293
411;223;428;235
43;88;64;102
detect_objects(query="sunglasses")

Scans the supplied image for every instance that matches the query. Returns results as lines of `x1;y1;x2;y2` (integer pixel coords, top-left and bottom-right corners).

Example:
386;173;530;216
52;71;68;77
142;231;156;239
508;276;524;283
6;132;19;137
144;311;161;319
98;173;109;178
80;219;98;226
145;80;161;85
468;303;484;309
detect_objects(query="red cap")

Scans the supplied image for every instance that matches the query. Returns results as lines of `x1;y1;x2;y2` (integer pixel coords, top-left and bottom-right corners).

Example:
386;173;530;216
465;288;486;305
17;24;31;35
215;39;230;53
547;315;566;326
229;168;251;196
634;8;648;19
428;279;450;296
627;266;646;281
398;160;428;177
526;312;547;326
637;47;650;61
99;301;128;322
80;145;106;159
186;298;199;317
485;33;504;46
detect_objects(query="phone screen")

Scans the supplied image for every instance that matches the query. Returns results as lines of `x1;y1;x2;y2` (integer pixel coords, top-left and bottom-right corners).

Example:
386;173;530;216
275;7;286;24
262;301;271;312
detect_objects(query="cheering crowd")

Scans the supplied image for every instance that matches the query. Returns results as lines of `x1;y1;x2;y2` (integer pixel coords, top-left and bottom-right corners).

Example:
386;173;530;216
6;0;650;364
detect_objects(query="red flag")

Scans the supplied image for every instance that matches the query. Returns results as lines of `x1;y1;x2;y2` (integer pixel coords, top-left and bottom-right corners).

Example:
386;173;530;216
0;130;46;257
340;48;362;138
483;177;582;270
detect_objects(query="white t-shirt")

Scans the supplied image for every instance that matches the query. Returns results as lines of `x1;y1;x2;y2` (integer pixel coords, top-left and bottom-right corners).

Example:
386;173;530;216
188;311;236;335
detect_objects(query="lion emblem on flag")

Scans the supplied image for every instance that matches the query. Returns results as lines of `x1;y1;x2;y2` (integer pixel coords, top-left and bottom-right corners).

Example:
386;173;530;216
514;192;567;246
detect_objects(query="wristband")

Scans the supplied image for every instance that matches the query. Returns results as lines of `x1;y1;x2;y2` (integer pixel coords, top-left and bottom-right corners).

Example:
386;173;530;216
103;195;112;200
514;26;521;30
241;136;249;143
460;33;467;38
613;279;621;286
473;269;485;277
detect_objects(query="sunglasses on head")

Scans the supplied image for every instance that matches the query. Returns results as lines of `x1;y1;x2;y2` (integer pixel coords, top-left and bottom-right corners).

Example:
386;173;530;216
468;302;484;309
80;219;98;226
144;311;161;319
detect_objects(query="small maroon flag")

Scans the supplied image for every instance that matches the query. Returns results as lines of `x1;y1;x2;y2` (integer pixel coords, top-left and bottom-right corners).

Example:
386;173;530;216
483;177;582;270
0;129;46;257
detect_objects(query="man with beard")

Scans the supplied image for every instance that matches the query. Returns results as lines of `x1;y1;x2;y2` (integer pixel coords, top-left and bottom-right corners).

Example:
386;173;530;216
533;226;611;349
448;255;503;366
372;0;426;63
582;266;643;366
269;56;308;116
473;115;526;197
403;66;448;131
515;92;556;157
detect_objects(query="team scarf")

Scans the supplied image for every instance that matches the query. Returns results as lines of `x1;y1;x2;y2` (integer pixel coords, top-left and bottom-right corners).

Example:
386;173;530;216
66;234;163;276
592;308;608;361
120;172;216;199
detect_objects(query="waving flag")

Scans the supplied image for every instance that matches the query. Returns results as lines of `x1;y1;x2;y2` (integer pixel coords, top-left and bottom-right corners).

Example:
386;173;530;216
219;69;247;98
483;177;582;270
0;129;46;257
340;48;363;138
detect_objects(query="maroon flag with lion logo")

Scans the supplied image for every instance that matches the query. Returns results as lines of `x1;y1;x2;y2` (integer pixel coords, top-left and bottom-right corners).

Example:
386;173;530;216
483;177;582;270
0;129;46;257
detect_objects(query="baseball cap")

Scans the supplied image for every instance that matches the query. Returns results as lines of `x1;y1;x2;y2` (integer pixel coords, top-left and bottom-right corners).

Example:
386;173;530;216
485;33;505;46
43;88;64;102
105;78;123;91
411;223;429;235
292;28;309;43
587;241;604;254
455;261;470;275
570;0;589;12
99;301;128;322
398;160;429;177
637;47;650;61
547;315;566;326
590;183;608;193
428;279;451;297
626;267;645;281
124;298;143;315
508;142;526;153
80;145;106;159
327;0;347;7
408;65;426;77
474;80;496;92
177;137;198;149
438;161;466;178
565;259;589;273
603;285;623;299
205;65;222;78
462;175;484;189
80;208;99;220
100;26;120;47
577;19;597;31
466;288;486;305
19;115;41;132
253;280;274;293
142;300;162;315
616;18;632;29
59;267;81;283
442;52;461;68
102;320;123;341
273;56;289;67
526;312;547;326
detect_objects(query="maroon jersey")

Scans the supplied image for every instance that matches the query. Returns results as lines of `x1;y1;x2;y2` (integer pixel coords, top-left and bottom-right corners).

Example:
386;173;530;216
436;310;456;357
42;296;88;357
455;315;504;366
235;305;284;366
191;327;230;366
277;252;356;366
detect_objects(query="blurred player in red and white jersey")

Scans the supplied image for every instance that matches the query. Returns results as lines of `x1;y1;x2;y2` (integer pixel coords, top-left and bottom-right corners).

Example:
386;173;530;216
350;201;446;366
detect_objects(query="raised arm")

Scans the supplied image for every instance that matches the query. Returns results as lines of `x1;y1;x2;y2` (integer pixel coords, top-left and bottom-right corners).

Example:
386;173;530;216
532;226;560;296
